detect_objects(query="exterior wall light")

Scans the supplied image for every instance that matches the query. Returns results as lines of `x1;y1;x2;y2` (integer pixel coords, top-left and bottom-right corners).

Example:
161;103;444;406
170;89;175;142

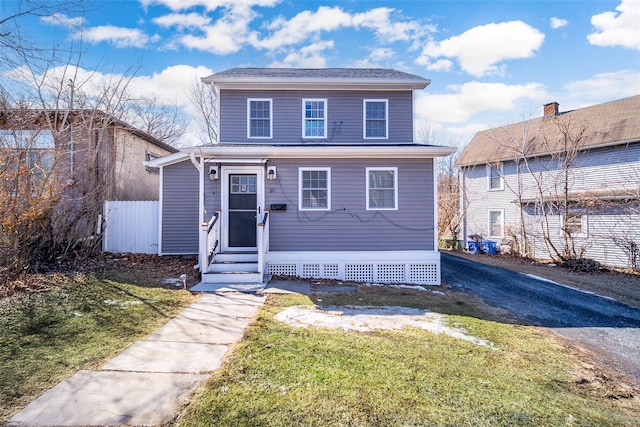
208;165;218;180
267;165;277;180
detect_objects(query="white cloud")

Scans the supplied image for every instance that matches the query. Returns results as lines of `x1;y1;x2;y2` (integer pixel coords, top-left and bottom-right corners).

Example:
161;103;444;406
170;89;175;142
563;70;640;102
587;0;640;50
40;13;84;28
140;0;279;12
269;41;333;68
77;26;158;48
550;17;568;29
153;12;211;29
426;59;453;72
369;47;395;61
255;6;352;50
352;7;432;43
179;6;255;54
416;21;545;77
414;81;549;124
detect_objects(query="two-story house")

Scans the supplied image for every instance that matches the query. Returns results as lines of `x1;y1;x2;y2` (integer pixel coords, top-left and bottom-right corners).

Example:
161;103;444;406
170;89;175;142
457;95;640;270
147;68;455;287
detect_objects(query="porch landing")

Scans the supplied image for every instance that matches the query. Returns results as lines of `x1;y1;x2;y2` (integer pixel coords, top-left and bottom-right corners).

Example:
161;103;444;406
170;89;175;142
190;281;267;293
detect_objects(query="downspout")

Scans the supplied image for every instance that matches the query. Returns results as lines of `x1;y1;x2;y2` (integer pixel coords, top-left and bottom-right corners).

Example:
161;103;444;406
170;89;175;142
190;152;207;273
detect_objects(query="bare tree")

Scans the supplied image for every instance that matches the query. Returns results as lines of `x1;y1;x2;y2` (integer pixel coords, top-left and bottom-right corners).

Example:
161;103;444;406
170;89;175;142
416;126;465;248
124;95;188;146
189;79;218;144
0;3;182;272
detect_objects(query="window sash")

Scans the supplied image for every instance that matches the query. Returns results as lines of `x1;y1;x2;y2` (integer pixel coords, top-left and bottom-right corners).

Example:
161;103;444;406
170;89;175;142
488;164;503;190
488;210;504;238
303;99;326;138
364;100;388;139
367;167;397;210
248;99;272;138
299;168;330;210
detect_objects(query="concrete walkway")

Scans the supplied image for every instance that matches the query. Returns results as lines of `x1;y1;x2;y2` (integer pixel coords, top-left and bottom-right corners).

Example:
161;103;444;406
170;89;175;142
8;292;265;427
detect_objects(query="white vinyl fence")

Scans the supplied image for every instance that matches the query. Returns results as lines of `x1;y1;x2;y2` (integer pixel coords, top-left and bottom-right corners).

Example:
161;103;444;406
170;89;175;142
103;201;159;254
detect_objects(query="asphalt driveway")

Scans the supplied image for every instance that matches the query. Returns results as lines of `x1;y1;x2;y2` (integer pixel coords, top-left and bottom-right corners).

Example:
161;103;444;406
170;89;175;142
441;252;640;384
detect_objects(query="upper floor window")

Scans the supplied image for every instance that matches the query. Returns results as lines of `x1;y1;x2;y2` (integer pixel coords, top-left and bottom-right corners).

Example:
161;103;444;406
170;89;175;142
487;163;503;191
366;167;397;210
302;99;327;138
247;99;272;138
363;99;388;139
299;167;331;211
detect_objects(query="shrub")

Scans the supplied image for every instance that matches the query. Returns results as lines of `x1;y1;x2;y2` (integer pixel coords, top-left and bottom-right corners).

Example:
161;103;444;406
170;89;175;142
560;258;601;273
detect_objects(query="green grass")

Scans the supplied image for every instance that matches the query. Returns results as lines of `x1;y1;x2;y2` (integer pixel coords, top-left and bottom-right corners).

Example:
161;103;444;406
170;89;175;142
176;290;639;427
0;274;195;422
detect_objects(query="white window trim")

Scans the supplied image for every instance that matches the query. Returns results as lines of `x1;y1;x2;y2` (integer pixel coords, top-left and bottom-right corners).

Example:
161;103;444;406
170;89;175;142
363;99;389;140
488;209;504;239
366;167;398;211
302;98;327;139
487;163;504;191
247;98;272;139
561;210;588;237
298;167;331;211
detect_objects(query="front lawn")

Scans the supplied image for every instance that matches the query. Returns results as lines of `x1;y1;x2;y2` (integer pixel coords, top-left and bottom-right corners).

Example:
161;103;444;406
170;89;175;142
177;288;639;426
0;270;195;423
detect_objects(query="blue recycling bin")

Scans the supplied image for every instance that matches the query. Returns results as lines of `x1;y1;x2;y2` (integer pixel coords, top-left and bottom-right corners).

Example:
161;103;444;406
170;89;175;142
467;241;479;253
482;240;497;255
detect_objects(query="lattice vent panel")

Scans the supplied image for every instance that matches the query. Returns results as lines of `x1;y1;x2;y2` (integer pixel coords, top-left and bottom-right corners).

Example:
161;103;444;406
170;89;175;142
268;264;298;277
322;264;339;278
302;264;320;278
409;264;438;283
377;264;406;283
345;264;373;282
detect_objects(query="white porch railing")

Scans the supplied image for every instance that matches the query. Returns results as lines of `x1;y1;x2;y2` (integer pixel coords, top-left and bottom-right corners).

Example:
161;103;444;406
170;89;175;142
257;210;270;276
200;210;220;271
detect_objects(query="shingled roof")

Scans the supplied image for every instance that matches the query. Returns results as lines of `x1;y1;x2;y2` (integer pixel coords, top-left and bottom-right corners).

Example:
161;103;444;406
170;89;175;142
202;68;430;90
456;95;640;167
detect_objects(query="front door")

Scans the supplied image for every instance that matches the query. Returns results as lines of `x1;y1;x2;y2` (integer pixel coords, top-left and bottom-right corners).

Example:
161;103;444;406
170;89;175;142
228;174;257;249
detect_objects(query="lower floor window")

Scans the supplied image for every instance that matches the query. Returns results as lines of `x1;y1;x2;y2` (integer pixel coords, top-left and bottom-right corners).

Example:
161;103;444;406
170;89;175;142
488;209;504;238
299;167;330;210
367;167;397;210
564;211;585;235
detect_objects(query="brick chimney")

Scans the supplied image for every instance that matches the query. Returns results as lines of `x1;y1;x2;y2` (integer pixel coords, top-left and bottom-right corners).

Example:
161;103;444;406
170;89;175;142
543;102;559;118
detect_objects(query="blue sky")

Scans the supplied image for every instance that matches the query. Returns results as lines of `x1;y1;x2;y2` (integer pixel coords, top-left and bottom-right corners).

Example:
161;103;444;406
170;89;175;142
2;0;639;146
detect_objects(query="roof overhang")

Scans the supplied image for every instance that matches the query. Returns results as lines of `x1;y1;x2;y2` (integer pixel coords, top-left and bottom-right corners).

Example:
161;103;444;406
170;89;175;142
201;77;430;92
146;144;456;167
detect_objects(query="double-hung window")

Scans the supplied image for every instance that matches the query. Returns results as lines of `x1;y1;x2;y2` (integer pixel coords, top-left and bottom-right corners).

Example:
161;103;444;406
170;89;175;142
488;209;504;239
366;167;397;210
247;99;272;138
299;167;331;211
363;99;388;139
487;163;503;190
303;99;327;138
563;210;586;236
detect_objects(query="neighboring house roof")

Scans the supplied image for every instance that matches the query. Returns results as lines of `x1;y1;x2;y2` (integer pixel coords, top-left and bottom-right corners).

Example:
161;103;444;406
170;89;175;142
456;95;640;167
0;108;177;153
202;67;430;90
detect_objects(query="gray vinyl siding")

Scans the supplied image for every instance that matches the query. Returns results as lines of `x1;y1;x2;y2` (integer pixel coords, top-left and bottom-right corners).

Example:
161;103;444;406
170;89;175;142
161;160;199;254
461;142;640;269
264;158;434;251
219;90;414;144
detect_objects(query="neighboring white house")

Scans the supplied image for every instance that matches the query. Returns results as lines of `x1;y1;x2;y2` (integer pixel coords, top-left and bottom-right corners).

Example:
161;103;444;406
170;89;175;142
456;95;640;270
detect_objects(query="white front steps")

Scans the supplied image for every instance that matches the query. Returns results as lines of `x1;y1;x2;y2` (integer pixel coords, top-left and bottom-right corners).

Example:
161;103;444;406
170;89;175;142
202;252;264;284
